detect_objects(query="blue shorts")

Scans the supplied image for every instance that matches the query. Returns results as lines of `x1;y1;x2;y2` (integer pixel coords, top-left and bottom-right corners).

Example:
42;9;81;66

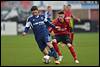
35;34;51;51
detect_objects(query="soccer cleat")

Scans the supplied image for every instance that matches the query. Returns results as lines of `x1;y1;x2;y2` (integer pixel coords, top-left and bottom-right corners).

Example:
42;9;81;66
58;56;63;62
75;59;79;64
54;60;60;64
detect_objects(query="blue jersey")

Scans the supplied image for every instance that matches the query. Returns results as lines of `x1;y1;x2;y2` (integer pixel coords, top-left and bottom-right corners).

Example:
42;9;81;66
24;14;55;38
45;11;53;22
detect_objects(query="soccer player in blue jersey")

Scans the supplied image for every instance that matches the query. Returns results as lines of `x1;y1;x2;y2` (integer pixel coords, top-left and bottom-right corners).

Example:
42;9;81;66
22;6;60;64
44;5;53;22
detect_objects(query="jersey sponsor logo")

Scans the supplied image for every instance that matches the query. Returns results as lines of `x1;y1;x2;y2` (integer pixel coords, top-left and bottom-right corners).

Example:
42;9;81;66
32;21;45;25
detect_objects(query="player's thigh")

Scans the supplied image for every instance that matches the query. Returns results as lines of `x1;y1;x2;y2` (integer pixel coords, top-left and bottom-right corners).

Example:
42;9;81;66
44;35;53;48
36;39;47;52
55;35;62;43
44;34;51;42
62;35;72;44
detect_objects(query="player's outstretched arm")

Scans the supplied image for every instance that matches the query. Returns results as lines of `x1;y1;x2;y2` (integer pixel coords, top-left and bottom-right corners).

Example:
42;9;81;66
72;15;80;23
22;20;31;36
44;21;56;29
22;27;30;36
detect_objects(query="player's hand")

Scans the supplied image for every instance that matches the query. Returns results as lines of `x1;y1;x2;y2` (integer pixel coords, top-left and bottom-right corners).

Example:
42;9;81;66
77;18;81;22
61;28;67;31
55;26;61;31
55;26;60;29
75;17;80;22
22;32;27;36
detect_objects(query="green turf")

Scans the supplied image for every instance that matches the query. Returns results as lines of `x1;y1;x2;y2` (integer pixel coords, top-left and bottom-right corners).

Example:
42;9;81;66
1;33;99;66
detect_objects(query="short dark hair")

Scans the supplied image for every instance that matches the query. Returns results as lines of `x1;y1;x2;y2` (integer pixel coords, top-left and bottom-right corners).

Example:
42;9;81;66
31;6;38;11
47;5;51;8
67;4;71;7
58;11;64;14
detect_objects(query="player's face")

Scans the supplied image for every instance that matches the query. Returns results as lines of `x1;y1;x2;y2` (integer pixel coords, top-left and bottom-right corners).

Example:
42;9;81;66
48;7;52;11
32;10;39;16
67;6;71;10
58;14;64;23
63;5;67;10
64;5;71;11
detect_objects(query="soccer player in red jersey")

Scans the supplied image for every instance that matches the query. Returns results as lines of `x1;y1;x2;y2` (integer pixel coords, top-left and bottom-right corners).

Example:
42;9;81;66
49;11;79;63
63;4;80;44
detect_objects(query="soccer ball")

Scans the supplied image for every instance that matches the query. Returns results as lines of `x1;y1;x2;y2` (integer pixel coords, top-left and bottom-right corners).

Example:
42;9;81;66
43;55;50;64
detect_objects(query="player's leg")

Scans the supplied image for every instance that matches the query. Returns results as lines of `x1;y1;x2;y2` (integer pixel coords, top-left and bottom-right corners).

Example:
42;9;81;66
43;46;49;55
72;32;74;43
36;38;59;64
35;39;51;64
52;39;62;57
50;33;62;57
69;28;74;44
62;35;79;63
67;43;79;63
46;41;60;64
36;39;48;55
52;35;63;62
36;38;56;57
44;35;60;64
46;42;58;58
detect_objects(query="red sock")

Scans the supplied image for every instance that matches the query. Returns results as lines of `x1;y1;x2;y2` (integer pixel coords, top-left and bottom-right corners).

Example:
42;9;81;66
69;45;77;60
52;39;62;56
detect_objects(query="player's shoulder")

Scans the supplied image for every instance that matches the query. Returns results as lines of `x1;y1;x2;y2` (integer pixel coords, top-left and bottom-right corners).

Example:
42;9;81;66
38;14;45;20
39;14;45;18
27;15;33;19
26;15;33;21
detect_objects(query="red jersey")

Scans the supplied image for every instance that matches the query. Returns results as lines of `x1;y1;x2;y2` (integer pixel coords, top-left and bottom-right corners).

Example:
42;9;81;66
64;9;73;23
50;18;71;36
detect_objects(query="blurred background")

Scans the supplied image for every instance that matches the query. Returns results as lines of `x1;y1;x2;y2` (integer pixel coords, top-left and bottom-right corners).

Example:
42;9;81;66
1;1;99;35
1;1;99;66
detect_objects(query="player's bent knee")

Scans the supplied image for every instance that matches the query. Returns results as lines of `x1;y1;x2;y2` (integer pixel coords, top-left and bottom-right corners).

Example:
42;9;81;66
47;42;53;48
52;39;57;43
67;43;72;47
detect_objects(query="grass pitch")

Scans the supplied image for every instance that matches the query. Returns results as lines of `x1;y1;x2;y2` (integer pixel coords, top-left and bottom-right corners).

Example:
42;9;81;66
1;33;99;66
